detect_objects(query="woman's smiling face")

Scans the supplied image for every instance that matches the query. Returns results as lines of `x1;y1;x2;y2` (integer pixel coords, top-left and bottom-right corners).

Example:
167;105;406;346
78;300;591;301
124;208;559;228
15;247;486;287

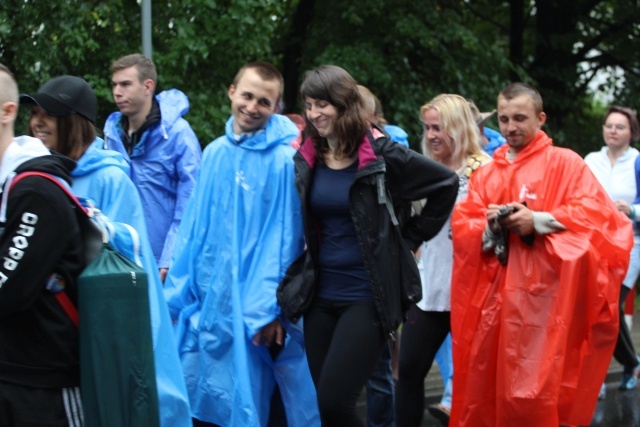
304;96;339;139
423;108;452;162
29;105;58;150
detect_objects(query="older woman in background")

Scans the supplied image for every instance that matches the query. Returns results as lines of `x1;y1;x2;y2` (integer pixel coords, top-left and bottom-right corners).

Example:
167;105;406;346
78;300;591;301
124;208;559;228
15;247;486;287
585;105;640;396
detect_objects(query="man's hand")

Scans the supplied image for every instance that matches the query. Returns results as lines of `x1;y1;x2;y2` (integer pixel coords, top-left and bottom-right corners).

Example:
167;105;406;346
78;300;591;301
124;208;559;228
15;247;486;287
486;203;502;223
159;268;168;283
499;202;534;236
252;319;284;347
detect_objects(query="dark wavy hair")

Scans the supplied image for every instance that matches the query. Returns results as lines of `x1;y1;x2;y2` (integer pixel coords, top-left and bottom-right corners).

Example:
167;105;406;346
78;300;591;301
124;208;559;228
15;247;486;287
300;65;369;161
603;105;640;143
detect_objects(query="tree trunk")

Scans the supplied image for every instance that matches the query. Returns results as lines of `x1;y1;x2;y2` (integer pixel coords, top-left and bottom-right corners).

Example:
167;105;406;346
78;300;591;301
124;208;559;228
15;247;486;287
530;0;579;128
508;0;525;82
281;0;316;114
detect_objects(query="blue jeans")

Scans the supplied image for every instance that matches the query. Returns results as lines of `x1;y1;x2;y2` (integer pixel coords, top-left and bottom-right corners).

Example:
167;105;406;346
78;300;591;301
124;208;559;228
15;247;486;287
366;342;395;427
435;333;453;408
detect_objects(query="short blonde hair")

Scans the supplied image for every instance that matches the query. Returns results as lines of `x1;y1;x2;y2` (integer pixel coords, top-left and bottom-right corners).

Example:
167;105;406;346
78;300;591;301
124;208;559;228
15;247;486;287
420;94;483;170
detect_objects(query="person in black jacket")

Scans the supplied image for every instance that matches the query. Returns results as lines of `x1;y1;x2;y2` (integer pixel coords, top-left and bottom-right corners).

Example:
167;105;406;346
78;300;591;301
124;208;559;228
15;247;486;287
277;65;459;426
0;64;85;426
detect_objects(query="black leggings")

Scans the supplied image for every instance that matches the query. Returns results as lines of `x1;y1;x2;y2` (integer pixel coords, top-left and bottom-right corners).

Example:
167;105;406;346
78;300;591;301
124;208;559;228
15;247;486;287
614;284;640;371
304;298;386;427
395;307;451;427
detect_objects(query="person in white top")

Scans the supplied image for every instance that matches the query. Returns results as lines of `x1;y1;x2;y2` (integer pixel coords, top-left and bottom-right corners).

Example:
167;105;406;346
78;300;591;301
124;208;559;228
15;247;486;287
585;105;640;393
395;94;491;427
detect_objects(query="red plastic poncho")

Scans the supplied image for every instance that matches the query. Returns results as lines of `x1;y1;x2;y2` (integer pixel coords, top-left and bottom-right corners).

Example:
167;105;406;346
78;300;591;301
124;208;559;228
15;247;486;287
450;131;633;427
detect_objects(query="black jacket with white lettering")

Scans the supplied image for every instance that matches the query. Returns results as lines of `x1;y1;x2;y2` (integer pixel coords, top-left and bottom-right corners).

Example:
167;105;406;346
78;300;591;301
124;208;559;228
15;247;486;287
0;154;84;388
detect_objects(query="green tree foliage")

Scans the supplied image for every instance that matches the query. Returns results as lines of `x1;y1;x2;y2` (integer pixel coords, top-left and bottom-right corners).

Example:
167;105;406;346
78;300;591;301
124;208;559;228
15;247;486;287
280;0;513;150
279;0;640;154
1;0;639;155
1;0;296;143
470;0;640;155
153;0;296;140
0;0;134;130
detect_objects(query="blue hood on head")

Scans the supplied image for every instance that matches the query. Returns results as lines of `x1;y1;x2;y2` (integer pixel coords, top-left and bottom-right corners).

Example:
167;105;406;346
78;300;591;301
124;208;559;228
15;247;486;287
224;114;299;151
103;89;191;138
73;138;130;177
157;89;190;128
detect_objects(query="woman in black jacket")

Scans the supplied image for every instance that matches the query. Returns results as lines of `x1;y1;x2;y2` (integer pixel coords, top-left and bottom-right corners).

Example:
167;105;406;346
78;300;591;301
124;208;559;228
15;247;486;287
278;65;459;426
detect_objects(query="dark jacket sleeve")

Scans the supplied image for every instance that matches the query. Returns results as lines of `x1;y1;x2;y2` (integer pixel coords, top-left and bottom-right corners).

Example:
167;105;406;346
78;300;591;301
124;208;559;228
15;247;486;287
0;177;79;315
381;138;459;251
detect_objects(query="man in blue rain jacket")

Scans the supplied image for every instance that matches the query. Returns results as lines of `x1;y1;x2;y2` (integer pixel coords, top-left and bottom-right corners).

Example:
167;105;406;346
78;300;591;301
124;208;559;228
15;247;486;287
103;54;201;282
164;62;319;427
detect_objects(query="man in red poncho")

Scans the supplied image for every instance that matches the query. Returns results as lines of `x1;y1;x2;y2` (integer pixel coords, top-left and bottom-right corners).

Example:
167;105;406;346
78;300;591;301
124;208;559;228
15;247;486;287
450;82;633;427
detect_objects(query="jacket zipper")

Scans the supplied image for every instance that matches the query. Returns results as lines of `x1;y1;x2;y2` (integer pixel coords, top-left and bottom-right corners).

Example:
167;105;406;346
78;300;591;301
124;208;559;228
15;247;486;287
350;167;395;341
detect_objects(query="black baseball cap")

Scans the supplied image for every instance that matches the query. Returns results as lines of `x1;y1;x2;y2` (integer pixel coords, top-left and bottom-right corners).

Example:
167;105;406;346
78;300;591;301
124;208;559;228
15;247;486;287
20;75;97;124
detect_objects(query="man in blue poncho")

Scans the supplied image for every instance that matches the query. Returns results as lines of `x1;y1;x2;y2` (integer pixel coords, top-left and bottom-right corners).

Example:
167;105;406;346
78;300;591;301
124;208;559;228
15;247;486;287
164;62;319;427
103;54;201;282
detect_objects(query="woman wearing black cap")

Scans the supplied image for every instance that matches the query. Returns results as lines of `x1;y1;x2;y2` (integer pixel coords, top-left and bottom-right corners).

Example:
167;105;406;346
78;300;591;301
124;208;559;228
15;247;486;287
21;76;191;426
21;75;146;227
24;76;97;162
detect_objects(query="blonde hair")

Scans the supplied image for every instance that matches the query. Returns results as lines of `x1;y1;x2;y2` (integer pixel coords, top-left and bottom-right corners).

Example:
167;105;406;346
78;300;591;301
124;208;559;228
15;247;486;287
420;94;483;171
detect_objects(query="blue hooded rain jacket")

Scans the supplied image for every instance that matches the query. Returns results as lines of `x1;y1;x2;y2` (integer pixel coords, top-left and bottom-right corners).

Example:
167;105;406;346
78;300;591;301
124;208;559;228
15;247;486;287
73;139;192;427
103;89;202;269
164;115;320;427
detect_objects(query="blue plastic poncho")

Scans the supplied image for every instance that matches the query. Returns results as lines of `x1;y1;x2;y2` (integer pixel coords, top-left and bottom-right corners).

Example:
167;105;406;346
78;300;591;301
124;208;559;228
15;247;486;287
384;124;410;147
164;115;320;427
73;139;192;427
103;89;202;268
483;127;506;157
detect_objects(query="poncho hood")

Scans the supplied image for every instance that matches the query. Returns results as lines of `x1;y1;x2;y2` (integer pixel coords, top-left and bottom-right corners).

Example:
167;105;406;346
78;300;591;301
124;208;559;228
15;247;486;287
72;138;130;178
224;114;298;151
156;89;190;128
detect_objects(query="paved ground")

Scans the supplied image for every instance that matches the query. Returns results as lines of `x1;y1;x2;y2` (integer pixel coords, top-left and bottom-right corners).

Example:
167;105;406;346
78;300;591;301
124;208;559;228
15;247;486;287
420;315;640;427
417;384;640;427
591;384;640;427
358;312;640;426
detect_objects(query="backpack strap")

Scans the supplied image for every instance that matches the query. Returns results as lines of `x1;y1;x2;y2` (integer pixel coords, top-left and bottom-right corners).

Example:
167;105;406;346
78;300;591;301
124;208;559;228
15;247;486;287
367;128;402;226
9;171;89;214
53;290;79;327
8;171;83;328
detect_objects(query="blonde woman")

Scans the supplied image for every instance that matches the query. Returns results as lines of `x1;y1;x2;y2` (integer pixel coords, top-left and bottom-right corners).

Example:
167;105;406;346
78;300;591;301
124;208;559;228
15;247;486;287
396;94;491;426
